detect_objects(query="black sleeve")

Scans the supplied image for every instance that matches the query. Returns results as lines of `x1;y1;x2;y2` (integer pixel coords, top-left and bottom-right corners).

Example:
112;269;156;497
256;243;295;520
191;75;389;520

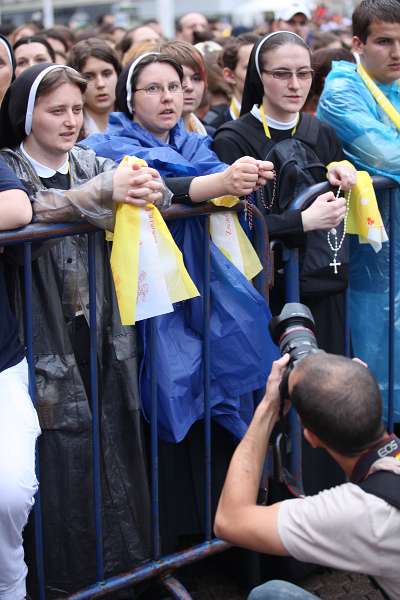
212;130;247;165
164;176;197;205
0;158;27;193
266;209;304;239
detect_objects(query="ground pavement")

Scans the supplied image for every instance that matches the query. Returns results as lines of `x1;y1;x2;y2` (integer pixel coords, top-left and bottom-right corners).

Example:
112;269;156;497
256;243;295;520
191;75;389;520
178;564;385;599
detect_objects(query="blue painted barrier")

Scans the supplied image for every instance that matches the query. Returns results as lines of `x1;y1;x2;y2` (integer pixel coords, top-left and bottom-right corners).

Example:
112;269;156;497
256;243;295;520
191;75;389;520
0;202;268;600
2;174;396;598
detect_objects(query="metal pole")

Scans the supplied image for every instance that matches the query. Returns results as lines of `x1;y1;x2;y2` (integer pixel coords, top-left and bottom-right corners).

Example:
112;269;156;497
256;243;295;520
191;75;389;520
87;232;105;581
42;0;54;28
156;0;175;39
24;242;46;600
202;216;212;542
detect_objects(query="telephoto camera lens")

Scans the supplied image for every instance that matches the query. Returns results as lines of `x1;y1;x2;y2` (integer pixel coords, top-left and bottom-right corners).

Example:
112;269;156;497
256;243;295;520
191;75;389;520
269;303;321;371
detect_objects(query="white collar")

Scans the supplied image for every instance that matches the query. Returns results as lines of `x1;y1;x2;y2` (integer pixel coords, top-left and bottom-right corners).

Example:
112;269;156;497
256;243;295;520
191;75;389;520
20;143;69;177
251;104;299;130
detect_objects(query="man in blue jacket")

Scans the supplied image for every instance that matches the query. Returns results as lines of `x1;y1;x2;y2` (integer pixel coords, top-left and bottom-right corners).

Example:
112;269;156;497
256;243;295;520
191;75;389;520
317;0;400;425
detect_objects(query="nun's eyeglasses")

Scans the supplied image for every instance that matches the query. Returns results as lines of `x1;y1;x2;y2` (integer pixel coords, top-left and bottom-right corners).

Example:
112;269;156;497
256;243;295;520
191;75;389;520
262;69;314;81
134;82;184;95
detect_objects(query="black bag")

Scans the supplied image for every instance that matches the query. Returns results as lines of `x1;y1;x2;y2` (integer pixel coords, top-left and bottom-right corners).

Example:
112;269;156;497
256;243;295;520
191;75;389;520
219;114;348;296
262;115;348;297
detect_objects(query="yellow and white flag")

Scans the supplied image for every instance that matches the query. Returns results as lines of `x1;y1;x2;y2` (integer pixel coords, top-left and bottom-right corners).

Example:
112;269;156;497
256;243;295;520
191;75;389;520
110;156;199;325
346;171;388;253
210;196;262;280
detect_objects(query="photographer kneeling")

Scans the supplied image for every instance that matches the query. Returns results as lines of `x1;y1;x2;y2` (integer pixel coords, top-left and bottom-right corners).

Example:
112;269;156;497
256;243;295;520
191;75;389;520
214;351;400;600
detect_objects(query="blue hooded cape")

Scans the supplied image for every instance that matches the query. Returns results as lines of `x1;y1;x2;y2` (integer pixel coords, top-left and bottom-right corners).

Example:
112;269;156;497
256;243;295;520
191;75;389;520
84;112;226;177
318;60;400;422
84;113;279;442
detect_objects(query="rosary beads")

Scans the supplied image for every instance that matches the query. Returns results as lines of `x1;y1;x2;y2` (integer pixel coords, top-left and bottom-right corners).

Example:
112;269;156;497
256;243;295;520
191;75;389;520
326;185;351;274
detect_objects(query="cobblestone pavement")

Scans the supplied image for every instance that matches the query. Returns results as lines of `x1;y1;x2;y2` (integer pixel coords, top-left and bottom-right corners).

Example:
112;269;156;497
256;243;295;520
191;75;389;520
301;569;385;600
177;565;385;600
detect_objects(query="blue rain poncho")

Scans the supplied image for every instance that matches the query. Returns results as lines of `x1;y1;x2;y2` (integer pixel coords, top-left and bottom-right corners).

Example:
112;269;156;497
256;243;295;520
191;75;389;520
84;114;279;442
84;112;226;177
318;60;400;422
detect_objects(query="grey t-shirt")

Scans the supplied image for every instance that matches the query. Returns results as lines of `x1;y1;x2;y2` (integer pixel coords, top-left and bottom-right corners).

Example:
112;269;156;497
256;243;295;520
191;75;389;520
278;460;400;599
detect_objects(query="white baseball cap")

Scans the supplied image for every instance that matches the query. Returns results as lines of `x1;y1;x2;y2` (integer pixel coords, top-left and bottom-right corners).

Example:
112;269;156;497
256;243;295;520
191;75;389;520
275;2;311;21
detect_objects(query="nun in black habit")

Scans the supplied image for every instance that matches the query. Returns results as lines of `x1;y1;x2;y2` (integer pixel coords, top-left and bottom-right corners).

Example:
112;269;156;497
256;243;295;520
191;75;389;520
0;64;154;596
213;32;355;358
213;32;357;495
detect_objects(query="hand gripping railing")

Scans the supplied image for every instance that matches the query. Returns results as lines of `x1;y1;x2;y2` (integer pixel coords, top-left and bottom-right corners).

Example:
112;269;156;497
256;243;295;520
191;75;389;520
276;175;398;484
0;201;269;600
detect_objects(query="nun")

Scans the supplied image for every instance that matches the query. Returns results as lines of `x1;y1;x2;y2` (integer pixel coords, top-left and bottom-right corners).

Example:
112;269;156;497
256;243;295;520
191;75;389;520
213;32;355;356
0;63;154;593
213;32;357;496
84;52;280;556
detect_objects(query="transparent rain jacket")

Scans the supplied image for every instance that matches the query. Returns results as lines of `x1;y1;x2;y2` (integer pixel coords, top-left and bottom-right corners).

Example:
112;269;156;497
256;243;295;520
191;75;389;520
318;60;400;422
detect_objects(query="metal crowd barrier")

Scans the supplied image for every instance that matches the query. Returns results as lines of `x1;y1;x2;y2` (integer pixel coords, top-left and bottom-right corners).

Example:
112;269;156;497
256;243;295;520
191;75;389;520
0;202;270;600
2;176;397;598
278;175;398;484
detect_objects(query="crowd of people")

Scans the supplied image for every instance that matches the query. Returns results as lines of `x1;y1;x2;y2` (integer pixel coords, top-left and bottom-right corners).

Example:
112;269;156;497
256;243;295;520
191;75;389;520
0;0;399;598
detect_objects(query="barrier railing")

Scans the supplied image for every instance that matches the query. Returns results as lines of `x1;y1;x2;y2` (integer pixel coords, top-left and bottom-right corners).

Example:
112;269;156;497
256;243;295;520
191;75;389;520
4;176;397;598
0;202;269;600
278;175;398;482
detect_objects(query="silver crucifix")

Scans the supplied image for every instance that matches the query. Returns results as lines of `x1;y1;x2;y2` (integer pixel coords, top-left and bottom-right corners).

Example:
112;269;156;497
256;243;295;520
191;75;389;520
329;257;341;274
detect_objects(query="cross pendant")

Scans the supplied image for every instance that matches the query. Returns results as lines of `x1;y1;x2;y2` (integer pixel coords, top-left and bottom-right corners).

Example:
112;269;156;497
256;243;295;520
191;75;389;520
330;257;341;274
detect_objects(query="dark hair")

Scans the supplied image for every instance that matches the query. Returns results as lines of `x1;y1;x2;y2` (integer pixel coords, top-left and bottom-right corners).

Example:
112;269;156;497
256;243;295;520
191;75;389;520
310;47;355;99
311;31;341;51
222;33;260;71
204;51;232;102
161;40;206;81
96;14;112;27
175;16;183;32
132;53;182;88
10;22;41;44
67;38;121;77
117;25;159;57
0;24;16;37
290;354;385;456
36;67;87;100
42;27;71;53
352;0;400;43
116;53;183;114
13;35;56;63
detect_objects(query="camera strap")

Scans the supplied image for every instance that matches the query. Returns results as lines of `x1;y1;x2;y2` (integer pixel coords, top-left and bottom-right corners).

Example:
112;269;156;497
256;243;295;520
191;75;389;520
273;429;305;499
351;434;400;510
273;433;400;503
350;434;400;483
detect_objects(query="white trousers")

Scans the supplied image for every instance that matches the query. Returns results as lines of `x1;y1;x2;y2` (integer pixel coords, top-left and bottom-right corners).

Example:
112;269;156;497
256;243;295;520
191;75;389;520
0;358;41;600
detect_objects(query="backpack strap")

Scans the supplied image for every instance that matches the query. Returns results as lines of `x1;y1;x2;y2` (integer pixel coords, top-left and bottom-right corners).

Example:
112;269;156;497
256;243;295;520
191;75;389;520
293;113;321;148
358;470;400;509
216;113;258;139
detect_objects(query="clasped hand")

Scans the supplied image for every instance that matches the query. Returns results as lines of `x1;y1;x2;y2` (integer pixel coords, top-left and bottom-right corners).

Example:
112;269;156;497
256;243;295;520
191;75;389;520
223;156;275;197
112;161;165;207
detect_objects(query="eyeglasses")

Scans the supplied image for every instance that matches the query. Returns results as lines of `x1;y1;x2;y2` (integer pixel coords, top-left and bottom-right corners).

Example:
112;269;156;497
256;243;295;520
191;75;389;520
134;82;183;95
262;69;314;81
